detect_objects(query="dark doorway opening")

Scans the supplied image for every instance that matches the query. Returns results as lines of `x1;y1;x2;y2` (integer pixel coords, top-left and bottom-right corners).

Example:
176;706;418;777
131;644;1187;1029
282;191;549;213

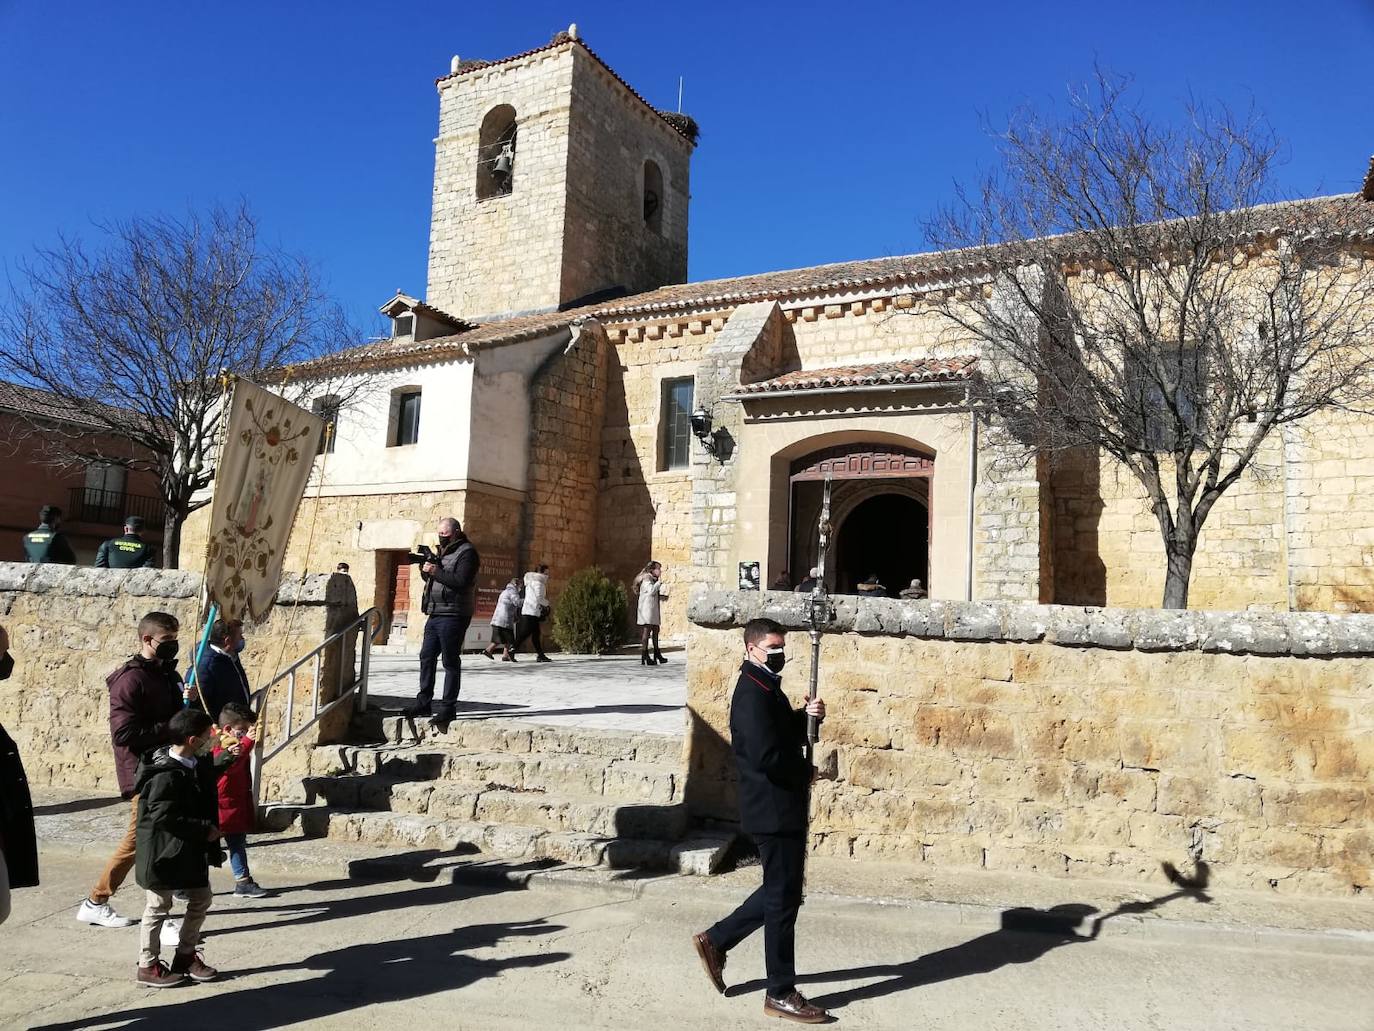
834;493;928;596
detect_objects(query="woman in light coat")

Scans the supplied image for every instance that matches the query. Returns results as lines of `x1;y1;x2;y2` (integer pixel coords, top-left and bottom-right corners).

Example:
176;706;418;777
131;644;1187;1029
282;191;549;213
633;561;667;666
483;578;523;661
515;564;552;662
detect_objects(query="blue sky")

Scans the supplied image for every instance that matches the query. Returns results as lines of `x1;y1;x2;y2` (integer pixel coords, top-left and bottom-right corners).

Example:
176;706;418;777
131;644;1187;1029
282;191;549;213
2;1;1371;333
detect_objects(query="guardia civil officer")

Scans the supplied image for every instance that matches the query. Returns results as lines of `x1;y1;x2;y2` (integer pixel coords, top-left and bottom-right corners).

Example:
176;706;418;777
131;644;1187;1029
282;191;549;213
23;505;76;565
692;617;832;1025
94;516;157;569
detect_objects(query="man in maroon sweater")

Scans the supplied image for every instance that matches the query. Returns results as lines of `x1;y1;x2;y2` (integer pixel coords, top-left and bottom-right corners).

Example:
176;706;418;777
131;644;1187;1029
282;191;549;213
76;611;199;928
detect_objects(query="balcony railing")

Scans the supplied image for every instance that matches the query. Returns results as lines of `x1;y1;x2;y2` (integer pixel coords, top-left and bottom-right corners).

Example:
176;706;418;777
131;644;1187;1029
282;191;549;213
67;487;166;530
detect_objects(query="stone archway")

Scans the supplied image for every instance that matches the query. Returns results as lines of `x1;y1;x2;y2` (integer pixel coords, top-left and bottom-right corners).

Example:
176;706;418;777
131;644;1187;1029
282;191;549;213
787;441;934;593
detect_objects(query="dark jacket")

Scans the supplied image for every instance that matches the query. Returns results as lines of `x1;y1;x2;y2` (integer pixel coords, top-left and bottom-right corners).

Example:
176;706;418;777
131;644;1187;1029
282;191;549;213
134;746;222;892
23;524;76;565
0;651;39;888
108;655;189;798
420;534;481;618
194;647;251;723
94;532;156;569
729;662;811;836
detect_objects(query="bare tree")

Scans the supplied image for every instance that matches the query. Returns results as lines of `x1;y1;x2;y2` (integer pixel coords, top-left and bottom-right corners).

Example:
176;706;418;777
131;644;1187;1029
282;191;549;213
922;71;1374;608
0;204;363;567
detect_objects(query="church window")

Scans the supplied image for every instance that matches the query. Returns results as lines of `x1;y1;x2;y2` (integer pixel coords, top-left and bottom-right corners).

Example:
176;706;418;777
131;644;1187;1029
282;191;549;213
388;388;422;447
659;377;694;470
311;395;342;454
393;314;414;339
643;160;663;232
476;105;518;200
1123;341;1205;451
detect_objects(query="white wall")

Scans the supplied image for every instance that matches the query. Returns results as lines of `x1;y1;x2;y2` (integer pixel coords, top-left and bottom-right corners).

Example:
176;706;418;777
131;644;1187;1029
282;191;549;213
309;359;475;492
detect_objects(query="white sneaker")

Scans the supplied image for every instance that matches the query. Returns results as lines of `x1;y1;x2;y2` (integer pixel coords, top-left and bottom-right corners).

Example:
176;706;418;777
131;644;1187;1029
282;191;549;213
77;899;136;928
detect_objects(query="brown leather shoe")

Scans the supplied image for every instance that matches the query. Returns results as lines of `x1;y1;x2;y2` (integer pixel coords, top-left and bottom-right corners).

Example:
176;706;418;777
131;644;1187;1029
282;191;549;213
170;950;218;982
136;961;186;989
764;990;832;1023
691;931;727;994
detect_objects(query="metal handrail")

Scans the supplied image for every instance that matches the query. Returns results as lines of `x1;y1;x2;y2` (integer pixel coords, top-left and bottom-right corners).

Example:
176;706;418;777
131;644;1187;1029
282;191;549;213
249;606;383;807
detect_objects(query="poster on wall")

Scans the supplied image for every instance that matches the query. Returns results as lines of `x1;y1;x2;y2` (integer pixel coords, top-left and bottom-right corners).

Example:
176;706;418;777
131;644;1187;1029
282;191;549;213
473;547;518;622
738;561;761;591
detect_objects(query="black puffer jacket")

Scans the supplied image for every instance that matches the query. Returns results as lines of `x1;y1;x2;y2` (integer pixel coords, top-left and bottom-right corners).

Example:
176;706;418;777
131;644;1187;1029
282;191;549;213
134;746;223;892
420;534;481;618
0;652;39;888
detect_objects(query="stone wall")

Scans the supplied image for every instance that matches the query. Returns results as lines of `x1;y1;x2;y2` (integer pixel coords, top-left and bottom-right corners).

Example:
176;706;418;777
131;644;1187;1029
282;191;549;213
0;563;354;798
523;323;609;587
687;589;1374;897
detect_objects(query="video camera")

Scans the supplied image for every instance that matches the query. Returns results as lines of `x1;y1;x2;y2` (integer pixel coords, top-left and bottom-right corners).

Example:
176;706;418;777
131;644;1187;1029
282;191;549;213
405;544;434;565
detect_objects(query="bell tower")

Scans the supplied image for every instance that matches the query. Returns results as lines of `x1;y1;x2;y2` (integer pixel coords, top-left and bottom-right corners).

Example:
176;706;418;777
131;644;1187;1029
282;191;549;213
426;29;695;321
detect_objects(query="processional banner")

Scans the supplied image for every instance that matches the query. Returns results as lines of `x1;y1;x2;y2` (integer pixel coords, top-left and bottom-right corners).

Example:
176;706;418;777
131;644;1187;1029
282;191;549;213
204;377;325;622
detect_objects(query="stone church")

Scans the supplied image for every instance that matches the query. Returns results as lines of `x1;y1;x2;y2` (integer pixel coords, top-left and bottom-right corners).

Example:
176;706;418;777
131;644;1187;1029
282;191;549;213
182;29;1374;644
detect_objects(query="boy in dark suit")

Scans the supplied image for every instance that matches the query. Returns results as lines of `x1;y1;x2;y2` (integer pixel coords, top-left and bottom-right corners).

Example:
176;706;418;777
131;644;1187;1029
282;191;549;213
692;618;832;1024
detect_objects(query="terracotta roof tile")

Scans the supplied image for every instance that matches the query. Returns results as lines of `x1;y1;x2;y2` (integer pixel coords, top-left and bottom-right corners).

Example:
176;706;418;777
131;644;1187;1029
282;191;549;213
288;194;1374;377
0;379;113;429
734;357;978;395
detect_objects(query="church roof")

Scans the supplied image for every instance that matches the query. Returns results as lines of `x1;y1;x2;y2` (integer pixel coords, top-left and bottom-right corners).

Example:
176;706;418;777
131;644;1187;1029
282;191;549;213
288;192;1374;378
733;357;978;395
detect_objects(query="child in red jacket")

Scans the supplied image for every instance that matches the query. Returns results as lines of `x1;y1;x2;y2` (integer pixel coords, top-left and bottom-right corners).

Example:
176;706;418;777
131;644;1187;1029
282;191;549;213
213;703;267;898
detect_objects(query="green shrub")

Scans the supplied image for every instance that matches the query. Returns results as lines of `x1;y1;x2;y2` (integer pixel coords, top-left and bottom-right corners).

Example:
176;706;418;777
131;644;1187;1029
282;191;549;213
551;567;628;655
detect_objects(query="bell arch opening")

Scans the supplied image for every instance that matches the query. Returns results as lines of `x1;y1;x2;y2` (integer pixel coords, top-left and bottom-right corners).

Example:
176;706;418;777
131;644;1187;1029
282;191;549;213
476;104;518;200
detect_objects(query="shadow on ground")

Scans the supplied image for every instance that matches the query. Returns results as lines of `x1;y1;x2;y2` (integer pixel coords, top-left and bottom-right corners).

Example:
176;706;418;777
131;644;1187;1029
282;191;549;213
32;795;123;817
32;853;574;1031
726;862;1213;1010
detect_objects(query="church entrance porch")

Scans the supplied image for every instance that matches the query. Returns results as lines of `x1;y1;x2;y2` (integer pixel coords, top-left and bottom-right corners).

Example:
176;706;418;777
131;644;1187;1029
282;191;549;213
788;443;933;595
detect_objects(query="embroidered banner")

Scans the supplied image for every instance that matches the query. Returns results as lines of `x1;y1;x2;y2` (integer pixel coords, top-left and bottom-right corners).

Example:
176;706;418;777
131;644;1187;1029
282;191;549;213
204;378;324;622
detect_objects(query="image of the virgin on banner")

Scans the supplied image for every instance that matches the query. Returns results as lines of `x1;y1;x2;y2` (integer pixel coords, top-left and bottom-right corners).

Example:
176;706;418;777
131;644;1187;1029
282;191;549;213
204;378;325;622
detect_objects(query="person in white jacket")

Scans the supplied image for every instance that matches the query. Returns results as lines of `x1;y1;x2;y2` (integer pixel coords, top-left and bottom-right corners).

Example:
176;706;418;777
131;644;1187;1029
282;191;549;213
514;564;552;662
482;578;522;661
634;561;668;666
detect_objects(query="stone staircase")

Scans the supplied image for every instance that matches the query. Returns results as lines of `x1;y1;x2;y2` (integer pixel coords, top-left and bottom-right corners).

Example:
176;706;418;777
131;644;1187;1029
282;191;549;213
260;712;732;875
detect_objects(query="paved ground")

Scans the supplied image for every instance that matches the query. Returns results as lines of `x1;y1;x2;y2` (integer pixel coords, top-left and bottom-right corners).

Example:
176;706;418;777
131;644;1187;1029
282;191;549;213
364;648;687;736
6;842;1374;1031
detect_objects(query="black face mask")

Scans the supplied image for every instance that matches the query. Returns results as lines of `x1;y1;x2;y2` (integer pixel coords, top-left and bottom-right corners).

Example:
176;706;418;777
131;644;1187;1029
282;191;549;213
154;639;180;662
438;534;453;548
760;647;786;674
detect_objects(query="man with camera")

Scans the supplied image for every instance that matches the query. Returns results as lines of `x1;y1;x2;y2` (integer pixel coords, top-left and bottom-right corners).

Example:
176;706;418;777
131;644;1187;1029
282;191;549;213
405;517;480;734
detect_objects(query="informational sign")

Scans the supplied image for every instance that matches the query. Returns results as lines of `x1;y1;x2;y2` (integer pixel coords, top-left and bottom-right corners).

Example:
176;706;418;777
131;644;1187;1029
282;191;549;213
738;560;761;591
474;547;517;622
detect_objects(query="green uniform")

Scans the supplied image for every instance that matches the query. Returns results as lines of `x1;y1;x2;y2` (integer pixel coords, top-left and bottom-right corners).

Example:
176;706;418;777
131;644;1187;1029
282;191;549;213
94;532;156;569
23;525;77;565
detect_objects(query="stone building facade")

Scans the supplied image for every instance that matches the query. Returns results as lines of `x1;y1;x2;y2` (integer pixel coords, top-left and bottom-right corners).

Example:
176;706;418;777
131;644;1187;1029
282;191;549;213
182;31;1374;643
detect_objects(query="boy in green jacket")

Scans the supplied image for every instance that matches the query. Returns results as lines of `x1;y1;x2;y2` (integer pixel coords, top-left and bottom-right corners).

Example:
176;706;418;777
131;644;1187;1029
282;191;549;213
133;707;223;988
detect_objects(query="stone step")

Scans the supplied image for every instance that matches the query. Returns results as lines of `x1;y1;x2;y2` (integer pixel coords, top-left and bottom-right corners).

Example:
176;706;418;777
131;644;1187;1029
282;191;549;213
307;747;680;803
260;804;731;875
292;776;689;840
355;712;684;767
306;745;680;804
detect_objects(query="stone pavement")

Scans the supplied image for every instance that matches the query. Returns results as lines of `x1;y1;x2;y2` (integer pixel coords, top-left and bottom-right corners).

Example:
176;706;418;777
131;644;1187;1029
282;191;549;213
364;648;687;736
6;838;1374;1031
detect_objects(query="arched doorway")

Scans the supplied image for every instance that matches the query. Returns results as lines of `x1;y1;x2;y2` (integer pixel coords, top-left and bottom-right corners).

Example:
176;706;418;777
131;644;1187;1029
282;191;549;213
787;441;933;595
834;493;928;595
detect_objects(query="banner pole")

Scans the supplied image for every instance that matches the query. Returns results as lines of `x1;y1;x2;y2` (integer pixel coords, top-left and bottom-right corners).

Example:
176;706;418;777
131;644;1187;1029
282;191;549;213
183;603;219;707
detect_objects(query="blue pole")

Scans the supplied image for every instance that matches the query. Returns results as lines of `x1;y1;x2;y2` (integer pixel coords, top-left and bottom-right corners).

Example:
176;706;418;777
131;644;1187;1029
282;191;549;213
184;603;218;707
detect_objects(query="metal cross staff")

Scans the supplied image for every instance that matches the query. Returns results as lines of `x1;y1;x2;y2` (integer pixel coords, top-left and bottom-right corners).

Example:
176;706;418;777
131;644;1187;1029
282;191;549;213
805;474;834;764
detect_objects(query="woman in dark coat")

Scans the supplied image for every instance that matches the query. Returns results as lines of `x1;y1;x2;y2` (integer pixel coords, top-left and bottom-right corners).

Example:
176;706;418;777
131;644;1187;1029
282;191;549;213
0;623;40;924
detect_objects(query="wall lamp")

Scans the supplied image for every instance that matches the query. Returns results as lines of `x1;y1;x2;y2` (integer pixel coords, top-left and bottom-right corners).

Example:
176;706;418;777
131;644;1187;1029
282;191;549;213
690;404;721;457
